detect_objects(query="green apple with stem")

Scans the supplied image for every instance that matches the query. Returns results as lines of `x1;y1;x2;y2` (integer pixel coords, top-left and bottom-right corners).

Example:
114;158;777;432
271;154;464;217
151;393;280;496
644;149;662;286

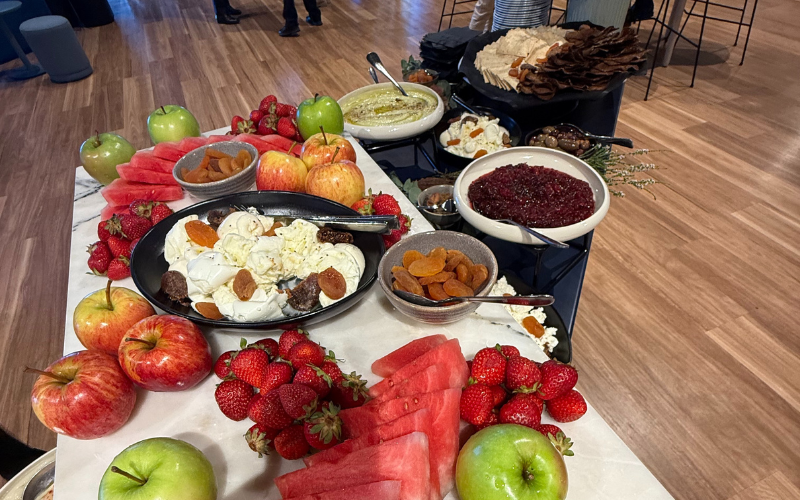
456;424;568;500
99;437;217;500
79;131;136;185
296;94;344;140
147;105;201;145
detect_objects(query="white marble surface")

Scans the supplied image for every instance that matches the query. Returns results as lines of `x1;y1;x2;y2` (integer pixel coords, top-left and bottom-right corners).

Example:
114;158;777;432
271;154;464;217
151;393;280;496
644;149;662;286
54;130;672;500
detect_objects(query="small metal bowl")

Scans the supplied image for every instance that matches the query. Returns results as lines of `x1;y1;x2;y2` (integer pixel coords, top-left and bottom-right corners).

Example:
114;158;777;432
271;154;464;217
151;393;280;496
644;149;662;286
173;141;258;200
22;460;54;500
403;68;439;88
417;185;460;228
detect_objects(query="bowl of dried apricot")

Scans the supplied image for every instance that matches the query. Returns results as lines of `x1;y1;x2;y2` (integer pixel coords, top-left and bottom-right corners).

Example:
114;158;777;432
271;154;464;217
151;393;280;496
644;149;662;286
173;141;258;200
378;230;498;324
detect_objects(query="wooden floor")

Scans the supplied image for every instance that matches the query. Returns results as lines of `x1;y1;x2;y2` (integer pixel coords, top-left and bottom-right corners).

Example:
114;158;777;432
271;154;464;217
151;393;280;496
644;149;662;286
1;0;798;497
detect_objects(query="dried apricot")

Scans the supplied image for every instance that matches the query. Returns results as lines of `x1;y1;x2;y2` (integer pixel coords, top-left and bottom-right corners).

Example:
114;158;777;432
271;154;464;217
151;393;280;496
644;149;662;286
196;302;224;320
444;250;465;272
473;149;488;159
185;220;219;247
391;265;406;274
428;247;447;261
511;56;524;69
264;221;283;236
392;280;407;292
402;250;425;269
233;269;258;301
427;282;450;301
408;257;446;277
522;316;545;338
455;263;472;285
418;271;456;286
443;278;474;297
392;268;424;296
318;267;347;300
461;255;475;268
469;128;484;138
446;138;461;146
470;264;489;290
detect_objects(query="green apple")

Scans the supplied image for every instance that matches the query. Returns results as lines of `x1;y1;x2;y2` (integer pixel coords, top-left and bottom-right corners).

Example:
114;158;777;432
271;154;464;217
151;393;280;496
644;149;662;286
79;132;136;185
456;424;568;500
99;437;217;500
147;105;201;145
297;94;344;140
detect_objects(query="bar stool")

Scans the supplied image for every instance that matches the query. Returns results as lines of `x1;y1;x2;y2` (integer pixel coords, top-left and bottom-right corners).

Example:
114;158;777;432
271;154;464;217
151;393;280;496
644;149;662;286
19;14;92;83
0;1;44;80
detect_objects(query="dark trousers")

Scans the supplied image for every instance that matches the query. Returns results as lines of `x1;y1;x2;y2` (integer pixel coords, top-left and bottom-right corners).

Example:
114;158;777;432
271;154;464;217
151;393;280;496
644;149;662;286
283;0;321;28
0;428;44;480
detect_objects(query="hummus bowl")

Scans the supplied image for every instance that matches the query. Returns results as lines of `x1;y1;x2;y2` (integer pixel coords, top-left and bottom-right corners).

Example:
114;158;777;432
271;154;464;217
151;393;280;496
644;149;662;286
339;82;444;142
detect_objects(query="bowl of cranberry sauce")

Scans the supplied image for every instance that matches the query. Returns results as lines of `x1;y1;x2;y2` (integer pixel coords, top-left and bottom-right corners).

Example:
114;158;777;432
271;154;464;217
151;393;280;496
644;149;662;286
453;147;610;245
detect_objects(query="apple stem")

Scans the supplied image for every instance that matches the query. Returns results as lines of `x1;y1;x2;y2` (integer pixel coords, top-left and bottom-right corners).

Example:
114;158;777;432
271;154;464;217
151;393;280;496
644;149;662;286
110;466;147;485
24;367;71;384
331;146;340;163
319;126;327;145
105;279;114;311
522;468;535;482
124;337;155;349
160;105;166;114
93;130;101;148
314;93;319;103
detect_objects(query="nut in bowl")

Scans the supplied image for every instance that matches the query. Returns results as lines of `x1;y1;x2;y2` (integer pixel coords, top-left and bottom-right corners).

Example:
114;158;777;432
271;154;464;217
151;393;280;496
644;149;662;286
378;231;498;324
173;141;258;200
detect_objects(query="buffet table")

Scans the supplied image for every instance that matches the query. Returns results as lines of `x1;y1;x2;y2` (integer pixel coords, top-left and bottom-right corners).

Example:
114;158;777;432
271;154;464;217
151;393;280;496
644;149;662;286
54;131;672;499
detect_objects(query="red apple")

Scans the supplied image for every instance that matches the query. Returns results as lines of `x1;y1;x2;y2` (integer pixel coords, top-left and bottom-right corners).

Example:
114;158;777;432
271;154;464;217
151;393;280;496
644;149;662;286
29;350;136;440
73;281;156;356
118;315;212;392
256;150;308;192
305;158;366;207
301;129;356;171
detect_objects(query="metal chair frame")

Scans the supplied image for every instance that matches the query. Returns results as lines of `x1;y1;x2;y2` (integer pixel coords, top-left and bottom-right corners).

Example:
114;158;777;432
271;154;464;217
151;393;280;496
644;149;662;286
437;0;478;31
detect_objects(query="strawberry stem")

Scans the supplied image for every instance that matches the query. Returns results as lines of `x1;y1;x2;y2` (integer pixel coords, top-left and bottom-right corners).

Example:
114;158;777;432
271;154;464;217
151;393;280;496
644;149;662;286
319;126;327;145
110;466;147;485
24;368;70;384
105;279;114;311
124;337;155;349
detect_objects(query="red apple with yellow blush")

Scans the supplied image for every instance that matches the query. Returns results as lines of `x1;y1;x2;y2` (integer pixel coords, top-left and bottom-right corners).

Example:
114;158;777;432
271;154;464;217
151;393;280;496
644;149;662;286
301;128;356;171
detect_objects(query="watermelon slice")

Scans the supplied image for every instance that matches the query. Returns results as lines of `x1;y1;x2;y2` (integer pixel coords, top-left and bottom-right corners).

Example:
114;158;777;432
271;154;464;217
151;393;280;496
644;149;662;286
130;151;175;174
206;135;231;144
282;480;401;500
101;179;183;206
371;363;462;403
340;389;460;500
261;134;302;156
100;204;129;220
178;136;209;153
233;134;281;156
275;432;430;500
372;335;448;377
369;339;468;399
117;163;178;186
153;142;185;162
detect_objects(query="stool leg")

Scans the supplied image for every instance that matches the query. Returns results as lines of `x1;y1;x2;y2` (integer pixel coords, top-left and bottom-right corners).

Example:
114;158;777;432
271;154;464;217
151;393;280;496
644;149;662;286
734;0;747;45
690;0;709;87
645;0;669;100
0;17;44;80
740;0;757;64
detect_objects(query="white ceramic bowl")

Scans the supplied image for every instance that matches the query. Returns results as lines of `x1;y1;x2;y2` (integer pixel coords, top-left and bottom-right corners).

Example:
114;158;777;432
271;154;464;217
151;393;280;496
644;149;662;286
338;82;444;141
453;147;610;245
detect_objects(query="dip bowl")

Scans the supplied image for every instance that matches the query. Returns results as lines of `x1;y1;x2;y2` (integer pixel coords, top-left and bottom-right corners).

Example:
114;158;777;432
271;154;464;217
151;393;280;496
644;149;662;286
338;82;444;142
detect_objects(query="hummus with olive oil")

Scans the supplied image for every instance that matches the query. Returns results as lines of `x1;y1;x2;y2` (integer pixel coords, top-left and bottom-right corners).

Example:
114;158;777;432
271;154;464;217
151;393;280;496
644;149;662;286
342;88;438;127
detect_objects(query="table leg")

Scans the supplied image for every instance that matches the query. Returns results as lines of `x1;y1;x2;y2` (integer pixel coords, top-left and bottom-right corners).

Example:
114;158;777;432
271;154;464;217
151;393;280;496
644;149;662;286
660;0;688;66
0;16;44;80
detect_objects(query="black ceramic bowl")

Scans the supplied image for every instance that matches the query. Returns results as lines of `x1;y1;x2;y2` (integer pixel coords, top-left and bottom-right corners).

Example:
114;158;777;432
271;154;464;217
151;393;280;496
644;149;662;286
130;191;384;330
433;106;522;171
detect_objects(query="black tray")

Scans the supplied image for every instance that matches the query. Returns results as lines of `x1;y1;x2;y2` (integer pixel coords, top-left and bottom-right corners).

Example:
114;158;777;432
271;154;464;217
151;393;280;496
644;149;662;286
130;191;384;330
433;105;522;171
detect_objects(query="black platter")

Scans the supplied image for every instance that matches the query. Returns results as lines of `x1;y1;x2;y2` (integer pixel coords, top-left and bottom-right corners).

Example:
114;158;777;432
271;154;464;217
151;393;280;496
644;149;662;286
433;105;522;171
130;191;384;330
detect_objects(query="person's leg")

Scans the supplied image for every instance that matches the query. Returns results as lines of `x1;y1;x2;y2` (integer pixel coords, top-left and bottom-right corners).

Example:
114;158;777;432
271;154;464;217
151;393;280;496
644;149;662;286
0;427;45;481
213;0;240;23
469;0;495;33
223;0;242;16
303;0;322;24
280;0;301;36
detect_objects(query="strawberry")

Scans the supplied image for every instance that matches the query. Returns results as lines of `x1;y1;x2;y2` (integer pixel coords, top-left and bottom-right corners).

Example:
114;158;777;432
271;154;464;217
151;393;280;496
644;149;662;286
488;384;508;407
329;372;369;409
351;197;374;215
150;203;173;225
303;403;342;450
535;424;574;456
382;229;402;249
250;109;264;124
97;218;119;242
294;131;304;142
260;361;294;393
320;359;344;385
245;423;279;457
546;389;587;423
500;345;520;358
87;241;112;275
536;360;578;400
398;213;411;234
274;424;309;460
471;346;507;386
214;350;237;378
275;103;297;118
215;379;254;421
231;347;270;387
294;364;332;397
460;383;494;426
499;393;543;428
287;340;325;368
278;329;308;358
107;235;131;259
231;115;246;134
259;95;278;113
505;355;541;393
107;256;131;281
475;410;499;430
276;117;298;139
372;193;402;216
278;383;318;419
129;199;154;218
250;338;280;359
248;389;293;429
257;115;277;136
119;213;152;240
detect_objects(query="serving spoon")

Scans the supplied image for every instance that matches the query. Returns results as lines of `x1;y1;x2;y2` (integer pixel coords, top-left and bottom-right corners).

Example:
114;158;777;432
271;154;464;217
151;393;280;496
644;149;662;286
495;219;569;249
418;198;456;213
394;289;555;307
366;52;409;97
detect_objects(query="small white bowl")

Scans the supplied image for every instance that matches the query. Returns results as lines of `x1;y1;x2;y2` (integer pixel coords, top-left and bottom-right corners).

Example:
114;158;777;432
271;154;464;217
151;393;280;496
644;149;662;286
453;147;610;245
173;141;258;200
338;82;444;141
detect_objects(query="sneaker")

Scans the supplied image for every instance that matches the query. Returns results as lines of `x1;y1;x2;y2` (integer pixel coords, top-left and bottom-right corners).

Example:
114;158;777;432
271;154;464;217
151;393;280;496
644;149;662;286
305;16;322;26
279;25;300;37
